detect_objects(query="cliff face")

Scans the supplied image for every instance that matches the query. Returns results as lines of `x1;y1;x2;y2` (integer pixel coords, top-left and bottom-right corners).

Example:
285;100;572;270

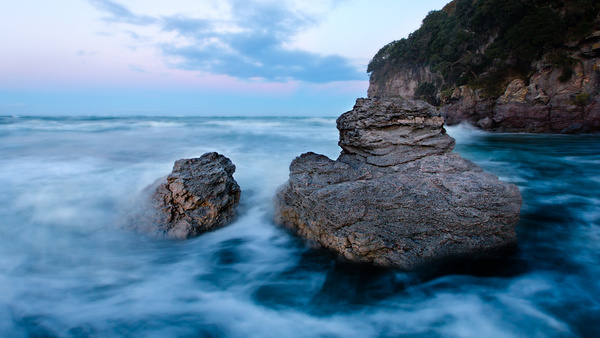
367;0;600;133
440;45;600;133
368;65;443;100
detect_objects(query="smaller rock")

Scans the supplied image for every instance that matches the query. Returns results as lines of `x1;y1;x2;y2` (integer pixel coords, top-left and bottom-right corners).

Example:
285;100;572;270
477;117;494;129
130;152;241;239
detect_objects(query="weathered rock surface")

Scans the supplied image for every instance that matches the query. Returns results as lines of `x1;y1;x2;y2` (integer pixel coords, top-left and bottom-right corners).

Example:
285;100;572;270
275;98;522;270
132;152;241;239
337;98;455;166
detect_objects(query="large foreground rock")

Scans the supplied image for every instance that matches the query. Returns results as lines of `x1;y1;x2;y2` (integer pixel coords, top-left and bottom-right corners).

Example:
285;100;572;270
132;152;241;239
275;98;522;270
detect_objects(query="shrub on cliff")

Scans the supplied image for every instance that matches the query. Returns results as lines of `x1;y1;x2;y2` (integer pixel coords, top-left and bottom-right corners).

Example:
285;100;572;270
574;92;591;107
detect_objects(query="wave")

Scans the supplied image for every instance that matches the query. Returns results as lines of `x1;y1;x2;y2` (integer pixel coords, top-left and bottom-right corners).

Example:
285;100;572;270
0;117;599;336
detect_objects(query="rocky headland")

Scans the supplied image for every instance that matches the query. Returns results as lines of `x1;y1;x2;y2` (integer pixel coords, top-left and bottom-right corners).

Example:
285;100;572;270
367;0;600;133
369;55;600;133
130;152;241;239
275;98;522;270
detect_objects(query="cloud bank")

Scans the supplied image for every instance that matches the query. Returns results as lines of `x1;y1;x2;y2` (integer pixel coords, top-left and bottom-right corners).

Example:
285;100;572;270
88;0;365;83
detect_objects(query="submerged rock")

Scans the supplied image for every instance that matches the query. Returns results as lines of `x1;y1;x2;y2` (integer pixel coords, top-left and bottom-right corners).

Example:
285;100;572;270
132;152;241;239
274;98;522;270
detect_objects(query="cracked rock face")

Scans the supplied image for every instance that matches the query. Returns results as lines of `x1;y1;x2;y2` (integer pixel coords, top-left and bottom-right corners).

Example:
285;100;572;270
133;152;241;239
274;98;522;270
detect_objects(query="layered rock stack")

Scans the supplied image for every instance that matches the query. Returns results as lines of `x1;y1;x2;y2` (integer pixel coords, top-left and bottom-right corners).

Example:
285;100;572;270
275;98;522;270
131;152;241;239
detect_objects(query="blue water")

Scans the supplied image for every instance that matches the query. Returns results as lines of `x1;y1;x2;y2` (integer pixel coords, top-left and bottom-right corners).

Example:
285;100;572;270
0;116;598;337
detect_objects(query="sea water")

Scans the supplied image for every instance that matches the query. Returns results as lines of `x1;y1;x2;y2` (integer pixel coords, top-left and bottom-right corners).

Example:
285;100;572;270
0;116;598;337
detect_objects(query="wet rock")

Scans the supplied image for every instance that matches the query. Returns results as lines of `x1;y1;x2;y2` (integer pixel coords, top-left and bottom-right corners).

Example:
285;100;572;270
274;98;522;270
132;152;241;239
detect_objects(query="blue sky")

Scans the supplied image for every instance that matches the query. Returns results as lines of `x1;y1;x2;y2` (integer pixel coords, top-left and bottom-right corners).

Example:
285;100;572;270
0;0;449;116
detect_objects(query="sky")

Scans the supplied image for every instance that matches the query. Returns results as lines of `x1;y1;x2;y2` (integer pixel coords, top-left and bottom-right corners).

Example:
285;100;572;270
0;0;449;116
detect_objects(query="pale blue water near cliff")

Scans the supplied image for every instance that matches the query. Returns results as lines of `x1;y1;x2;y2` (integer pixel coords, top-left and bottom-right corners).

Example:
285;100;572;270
0;115;599;337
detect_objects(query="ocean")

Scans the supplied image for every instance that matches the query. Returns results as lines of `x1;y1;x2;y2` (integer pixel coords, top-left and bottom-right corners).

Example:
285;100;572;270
0;115;599;337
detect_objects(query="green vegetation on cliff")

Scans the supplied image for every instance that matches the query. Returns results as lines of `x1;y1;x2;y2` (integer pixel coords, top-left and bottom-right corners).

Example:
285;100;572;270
368;0;600;101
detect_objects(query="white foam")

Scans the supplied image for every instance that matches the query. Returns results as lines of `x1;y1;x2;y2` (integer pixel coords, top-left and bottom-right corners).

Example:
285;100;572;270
1;116;599;336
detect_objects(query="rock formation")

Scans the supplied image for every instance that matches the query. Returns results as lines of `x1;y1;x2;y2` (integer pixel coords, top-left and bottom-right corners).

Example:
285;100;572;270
131;152;241;239
367;0;600;133
274;98;522;270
